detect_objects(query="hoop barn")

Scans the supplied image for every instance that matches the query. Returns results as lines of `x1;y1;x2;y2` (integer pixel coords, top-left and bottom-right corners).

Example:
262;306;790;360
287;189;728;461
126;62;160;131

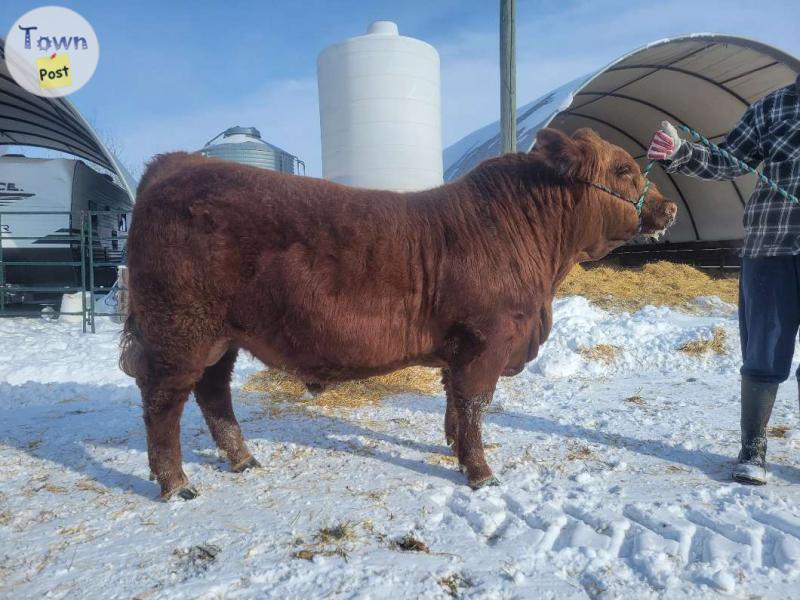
444;34;800;268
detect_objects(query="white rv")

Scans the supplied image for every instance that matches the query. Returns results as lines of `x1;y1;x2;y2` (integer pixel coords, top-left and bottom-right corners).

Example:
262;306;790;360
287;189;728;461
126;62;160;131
0;154;133;303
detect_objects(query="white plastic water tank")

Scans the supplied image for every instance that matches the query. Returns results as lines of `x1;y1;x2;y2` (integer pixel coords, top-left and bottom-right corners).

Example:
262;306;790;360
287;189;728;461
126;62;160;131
317;21;443;191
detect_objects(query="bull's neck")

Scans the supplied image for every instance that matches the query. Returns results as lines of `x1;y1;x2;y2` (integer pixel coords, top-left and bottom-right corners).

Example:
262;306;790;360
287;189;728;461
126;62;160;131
451;162;587;293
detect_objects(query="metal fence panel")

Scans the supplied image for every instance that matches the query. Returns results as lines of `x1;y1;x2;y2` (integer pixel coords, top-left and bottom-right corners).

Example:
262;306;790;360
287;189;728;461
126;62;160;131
0;210;131;332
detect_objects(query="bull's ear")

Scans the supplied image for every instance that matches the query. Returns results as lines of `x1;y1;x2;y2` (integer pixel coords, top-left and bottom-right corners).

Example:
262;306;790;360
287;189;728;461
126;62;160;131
571;128;601;143
534;128;583;179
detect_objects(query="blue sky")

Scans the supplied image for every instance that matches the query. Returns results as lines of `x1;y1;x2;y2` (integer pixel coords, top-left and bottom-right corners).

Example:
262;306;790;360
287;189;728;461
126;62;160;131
2;0;799;178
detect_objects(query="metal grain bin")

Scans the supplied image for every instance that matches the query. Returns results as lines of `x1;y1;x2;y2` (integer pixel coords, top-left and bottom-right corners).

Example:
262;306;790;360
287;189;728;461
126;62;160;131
199;126;304;174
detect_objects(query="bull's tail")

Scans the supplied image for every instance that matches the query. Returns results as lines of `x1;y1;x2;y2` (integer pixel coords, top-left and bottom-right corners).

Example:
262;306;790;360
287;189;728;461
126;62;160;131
119;314;146;380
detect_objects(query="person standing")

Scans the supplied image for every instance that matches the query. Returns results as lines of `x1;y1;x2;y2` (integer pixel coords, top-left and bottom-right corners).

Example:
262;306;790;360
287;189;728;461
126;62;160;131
647;75;800;485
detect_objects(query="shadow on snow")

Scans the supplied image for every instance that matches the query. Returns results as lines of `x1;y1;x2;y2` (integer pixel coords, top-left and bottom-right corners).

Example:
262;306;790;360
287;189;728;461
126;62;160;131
1;381;798;500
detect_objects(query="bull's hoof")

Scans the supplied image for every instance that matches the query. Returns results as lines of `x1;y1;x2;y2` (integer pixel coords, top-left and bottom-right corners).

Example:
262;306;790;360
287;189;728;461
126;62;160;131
162;484;199;501
232;456;261;473
468;475;500;490
445;436;455;448
176;485;200;500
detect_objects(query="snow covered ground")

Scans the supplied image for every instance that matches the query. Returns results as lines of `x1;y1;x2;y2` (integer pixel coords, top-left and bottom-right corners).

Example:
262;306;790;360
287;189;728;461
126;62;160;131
1;296;800;599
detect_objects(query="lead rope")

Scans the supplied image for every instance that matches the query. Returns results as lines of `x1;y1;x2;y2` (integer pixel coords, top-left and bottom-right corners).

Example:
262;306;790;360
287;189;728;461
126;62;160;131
676;124;799;204
635;161;654;212
579;123;799;219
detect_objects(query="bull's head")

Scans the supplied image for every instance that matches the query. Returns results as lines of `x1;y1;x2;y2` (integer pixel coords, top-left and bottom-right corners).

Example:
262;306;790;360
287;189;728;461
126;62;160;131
534;127;677;261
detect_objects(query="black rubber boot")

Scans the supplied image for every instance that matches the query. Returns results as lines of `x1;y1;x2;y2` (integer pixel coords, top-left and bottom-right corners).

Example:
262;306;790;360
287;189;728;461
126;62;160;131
732;377;778;485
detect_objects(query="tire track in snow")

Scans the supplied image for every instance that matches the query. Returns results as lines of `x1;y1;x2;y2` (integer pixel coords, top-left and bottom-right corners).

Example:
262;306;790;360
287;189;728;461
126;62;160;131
622;504;696;565
445;491;505;541
562;504;630;557
684;508;763;567
751;509;800;540
750;508;800;569
501;494;566;551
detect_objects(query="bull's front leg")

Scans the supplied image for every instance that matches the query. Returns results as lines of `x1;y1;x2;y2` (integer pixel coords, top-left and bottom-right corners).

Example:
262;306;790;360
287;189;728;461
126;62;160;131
445;325;510;489
453;388;497;489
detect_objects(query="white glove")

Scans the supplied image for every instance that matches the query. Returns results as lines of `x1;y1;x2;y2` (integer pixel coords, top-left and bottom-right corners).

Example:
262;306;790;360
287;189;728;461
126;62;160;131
647;121;682;160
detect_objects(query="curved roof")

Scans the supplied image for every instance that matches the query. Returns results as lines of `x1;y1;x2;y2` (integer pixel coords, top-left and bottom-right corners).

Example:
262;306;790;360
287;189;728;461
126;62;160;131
0;37;137;201
444;34;800;243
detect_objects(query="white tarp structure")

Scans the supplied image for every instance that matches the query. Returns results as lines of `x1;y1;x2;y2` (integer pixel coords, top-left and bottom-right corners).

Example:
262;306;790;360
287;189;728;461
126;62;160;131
444;35;800;243
0;37;137;202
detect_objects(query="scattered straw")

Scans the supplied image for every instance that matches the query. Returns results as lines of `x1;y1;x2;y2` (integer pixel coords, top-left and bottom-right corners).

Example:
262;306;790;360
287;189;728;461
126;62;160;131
426;453;459;467
0;511;10;526
666;465;691;474
624;394;645;406
426;442;500;467
75;478;109;495
678;327;727;355
565;445;593;461
768;425;790;439
58;524;89;539
317;522;356;544
243;366;441;409
558;261;738;311
293;521;363;561
346;488;387;503
578;344;622;363
439;573;472;597
242;370;307;401
394;534;430;553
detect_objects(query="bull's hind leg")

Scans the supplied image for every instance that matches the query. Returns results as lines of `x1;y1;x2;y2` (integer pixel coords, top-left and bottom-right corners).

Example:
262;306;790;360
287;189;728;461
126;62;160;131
194;349;260;473
142;376;199;500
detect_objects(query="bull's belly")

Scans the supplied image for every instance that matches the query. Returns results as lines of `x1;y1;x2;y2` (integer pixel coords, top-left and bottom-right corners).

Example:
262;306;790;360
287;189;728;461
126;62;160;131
240;338;442;383
234;310;440;384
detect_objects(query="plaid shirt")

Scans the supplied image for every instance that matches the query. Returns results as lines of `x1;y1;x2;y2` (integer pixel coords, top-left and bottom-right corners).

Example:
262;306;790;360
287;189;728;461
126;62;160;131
666;79;800;257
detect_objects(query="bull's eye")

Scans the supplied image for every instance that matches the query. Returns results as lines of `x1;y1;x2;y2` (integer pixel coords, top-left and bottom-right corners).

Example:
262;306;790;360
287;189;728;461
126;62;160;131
615;164;633;178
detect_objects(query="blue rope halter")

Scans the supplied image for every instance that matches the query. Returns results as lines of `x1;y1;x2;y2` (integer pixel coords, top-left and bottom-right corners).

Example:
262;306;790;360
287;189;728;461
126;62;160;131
577;160;654;216
576;123;799;223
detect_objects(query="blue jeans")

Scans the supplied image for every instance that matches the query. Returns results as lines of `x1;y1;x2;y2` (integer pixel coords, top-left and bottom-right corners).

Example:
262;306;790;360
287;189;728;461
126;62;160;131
739;256;800;383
